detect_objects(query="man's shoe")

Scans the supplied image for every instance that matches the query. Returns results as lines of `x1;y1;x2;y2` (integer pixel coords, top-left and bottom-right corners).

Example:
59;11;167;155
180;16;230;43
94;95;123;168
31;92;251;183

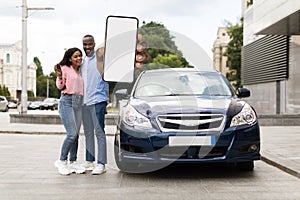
91;164;106;175
54;160;71;176
69;162;86;174
81;161;95;171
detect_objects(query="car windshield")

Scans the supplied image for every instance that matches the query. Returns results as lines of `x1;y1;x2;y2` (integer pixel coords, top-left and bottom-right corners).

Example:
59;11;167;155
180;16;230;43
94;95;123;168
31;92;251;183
44;98;55;103
134;70;233;97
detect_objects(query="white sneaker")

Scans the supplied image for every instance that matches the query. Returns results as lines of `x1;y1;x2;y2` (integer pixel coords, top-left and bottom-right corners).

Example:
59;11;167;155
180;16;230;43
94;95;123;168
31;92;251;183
91;164;106;175
54;160;71;176
81;161;95;171
69;162;86;174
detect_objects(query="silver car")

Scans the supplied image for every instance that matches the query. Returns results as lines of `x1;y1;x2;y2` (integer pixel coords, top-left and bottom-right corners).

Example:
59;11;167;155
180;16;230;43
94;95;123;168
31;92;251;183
0;96;8;112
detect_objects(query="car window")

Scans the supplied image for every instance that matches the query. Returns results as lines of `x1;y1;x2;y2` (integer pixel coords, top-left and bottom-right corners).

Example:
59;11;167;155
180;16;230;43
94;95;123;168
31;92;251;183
134;71;233;97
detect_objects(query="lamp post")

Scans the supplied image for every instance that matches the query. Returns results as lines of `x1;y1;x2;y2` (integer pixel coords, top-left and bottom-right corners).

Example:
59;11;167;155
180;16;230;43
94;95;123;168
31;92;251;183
46;75;53;98
20;0;54;114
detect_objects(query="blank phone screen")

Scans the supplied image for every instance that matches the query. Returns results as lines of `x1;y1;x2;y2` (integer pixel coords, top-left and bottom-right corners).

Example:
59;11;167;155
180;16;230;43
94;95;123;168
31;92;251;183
103;16;138;82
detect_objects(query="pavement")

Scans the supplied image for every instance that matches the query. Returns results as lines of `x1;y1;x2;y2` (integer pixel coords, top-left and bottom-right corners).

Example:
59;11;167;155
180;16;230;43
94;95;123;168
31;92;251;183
0;111;299;179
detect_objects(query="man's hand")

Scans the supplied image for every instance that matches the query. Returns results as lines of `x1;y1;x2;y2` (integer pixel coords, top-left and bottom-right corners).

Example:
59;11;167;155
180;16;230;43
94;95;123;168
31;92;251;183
96;33;149;77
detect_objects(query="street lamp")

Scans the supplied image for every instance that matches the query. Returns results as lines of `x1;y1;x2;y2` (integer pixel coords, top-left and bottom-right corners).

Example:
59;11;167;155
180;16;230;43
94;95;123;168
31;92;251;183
46;75;53;98
20;0;54;114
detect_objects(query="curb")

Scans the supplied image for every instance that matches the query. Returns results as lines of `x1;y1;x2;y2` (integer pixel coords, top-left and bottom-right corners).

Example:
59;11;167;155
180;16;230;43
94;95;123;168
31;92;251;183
261;155;300;179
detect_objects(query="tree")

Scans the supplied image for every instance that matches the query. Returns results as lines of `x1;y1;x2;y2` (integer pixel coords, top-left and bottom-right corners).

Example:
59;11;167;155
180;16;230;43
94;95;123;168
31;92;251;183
48;72;61;98
0;85;10;97
138;21;192;71
34;57;43;77
144;54;184;70
34;57;60;98
224;19;243;90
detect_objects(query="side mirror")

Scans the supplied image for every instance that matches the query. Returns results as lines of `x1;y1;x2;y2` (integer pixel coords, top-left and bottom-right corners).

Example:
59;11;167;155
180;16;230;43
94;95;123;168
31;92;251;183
237;88;250;98
113;89;129;107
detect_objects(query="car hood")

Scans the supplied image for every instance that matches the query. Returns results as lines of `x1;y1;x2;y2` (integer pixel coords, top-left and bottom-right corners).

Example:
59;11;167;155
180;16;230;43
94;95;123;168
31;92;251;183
129;96;246;118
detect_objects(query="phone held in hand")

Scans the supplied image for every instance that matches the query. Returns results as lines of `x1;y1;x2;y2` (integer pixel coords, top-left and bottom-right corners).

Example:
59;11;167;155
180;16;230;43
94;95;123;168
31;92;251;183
56;64;61;70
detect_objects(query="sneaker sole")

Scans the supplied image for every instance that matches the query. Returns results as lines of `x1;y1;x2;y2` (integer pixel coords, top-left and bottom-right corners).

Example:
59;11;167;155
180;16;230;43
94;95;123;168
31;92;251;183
58;169;71;176
71;169;86;174
85;166;95;171
91;170;106;175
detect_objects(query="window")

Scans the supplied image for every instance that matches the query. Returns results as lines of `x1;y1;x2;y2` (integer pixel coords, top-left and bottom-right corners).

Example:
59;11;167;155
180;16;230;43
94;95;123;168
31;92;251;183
6;53;10;63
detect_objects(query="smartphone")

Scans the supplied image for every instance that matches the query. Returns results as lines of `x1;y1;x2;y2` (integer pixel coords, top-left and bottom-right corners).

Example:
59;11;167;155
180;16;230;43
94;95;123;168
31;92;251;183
103;16;139;82
56;64;61;70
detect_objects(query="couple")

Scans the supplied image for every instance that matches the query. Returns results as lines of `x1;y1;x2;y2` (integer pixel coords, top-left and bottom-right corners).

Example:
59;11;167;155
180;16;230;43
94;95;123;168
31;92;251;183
54;35;109;176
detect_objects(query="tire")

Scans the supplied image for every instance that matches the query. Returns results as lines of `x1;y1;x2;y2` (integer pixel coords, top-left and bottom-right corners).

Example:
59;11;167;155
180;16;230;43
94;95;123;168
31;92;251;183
236;161;254;171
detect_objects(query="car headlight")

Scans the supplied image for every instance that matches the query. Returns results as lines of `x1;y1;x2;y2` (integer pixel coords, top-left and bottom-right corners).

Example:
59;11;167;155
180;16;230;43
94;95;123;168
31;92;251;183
230;103;257;127
122;104;152;128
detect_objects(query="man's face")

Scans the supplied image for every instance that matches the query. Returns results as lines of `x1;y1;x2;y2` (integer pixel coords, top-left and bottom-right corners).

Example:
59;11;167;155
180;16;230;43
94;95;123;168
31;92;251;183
82;37;95;57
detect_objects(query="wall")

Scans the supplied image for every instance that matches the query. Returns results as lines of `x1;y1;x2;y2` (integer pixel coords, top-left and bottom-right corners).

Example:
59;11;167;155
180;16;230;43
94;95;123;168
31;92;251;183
245;82;277;115
286;36;300;114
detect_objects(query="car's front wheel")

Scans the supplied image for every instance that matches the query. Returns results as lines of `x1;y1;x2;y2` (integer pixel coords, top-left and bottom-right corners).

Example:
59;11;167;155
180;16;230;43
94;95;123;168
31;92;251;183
236;161;254;171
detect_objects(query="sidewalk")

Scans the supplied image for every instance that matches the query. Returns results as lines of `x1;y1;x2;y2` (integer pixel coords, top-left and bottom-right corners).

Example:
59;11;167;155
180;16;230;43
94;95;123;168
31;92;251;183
0;112;299;178
259;126;300;178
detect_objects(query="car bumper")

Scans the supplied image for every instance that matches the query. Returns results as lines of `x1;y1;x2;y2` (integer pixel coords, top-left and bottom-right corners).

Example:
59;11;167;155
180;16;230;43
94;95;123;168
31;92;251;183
117;122;260;164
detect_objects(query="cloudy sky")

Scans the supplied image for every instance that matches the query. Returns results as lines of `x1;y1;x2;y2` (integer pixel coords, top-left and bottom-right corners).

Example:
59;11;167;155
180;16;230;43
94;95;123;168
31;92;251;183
0;0;241;75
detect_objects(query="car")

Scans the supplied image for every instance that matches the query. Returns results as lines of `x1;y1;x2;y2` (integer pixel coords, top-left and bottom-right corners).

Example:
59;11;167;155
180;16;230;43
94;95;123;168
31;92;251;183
8;101;18;109
28;101;43;110
40;98;59;110
114;68;260;173
0;96;9;112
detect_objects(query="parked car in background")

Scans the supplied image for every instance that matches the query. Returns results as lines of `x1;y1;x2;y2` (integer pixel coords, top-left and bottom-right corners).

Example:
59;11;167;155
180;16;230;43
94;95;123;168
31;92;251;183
40;98;59;110
28;101;43;110
114;68;260;173
0;96;9;112
8;101;18;109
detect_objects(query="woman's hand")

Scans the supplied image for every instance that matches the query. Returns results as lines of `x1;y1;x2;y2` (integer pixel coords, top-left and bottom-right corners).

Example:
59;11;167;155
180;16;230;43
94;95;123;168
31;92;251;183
54;64;62;79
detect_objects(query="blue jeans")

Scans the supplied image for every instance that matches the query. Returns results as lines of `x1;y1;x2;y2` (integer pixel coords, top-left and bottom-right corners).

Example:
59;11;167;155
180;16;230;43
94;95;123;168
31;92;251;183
59;94;83;162
82;101;107;164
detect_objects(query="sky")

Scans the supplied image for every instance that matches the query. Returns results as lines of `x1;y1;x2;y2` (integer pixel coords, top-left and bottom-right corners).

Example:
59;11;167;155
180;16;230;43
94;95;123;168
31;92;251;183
0;0;241;75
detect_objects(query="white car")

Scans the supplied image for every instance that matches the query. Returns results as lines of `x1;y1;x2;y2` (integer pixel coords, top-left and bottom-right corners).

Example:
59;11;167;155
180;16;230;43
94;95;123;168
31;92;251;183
0;96;9;112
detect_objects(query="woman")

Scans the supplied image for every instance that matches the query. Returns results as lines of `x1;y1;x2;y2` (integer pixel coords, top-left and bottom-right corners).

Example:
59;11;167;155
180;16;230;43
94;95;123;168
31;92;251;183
54;47;86;175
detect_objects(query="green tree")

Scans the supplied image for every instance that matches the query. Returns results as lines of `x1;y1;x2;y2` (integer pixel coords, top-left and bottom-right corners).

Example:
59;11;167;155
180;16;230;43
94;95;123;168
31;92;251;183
138;21;191;71
0;85;10;97
34;57;60;98
144;54;184;70
48;72;60;98
34;57;43;77
36;75;47;97
224;19;243;90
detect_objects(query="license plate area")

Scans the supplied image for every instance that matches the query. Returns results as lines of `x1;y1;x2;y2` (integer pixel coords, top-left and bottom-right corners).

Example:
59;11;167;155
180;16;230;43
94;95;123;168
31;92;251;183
169;136;214;146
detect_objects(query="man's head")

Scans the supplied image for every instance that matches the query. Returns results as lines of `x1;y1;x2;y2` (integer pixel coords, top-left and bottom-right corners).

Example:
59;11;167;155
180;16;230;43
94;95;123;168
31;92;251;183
82;35;95;57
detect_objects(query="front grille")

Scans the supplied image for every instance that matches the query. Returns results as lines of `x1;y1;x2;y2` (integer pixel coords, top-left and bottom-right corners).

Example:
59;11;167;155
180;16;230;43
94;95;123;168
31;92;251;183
156;113;225;132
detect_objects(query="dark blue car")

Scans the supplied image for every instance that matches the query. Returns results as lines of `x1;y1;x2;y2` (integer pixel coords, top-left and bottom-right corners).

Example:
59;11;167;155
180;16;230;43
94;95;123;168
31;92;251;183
114;68;260;173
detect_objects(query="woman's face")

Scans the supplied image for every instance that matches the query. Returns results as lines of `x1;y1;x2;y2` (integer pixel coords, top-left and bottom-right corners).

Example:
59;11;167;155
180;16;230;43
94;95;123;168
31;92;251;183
69;50;82;68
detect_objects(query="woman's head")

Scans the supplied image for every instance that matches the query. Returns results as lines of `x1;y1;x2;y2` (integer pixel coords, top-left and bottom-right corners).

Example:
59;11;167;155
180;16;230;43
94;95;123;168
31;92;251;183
59;47;83;68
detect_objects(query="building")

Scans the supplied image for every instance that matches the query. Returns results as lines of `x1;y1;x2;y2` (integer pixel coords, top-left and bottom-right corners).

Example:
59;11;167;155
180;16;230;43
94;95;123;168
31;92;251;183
212;27;236;86
0;41;37;100
213;27;230;75
242;0;300;115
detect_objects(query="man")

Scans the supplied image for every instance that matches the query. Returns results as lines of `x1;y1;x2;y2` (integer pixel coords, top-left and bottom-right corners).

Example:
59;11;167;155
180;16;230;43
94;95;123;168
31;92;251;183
80;35;109;175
